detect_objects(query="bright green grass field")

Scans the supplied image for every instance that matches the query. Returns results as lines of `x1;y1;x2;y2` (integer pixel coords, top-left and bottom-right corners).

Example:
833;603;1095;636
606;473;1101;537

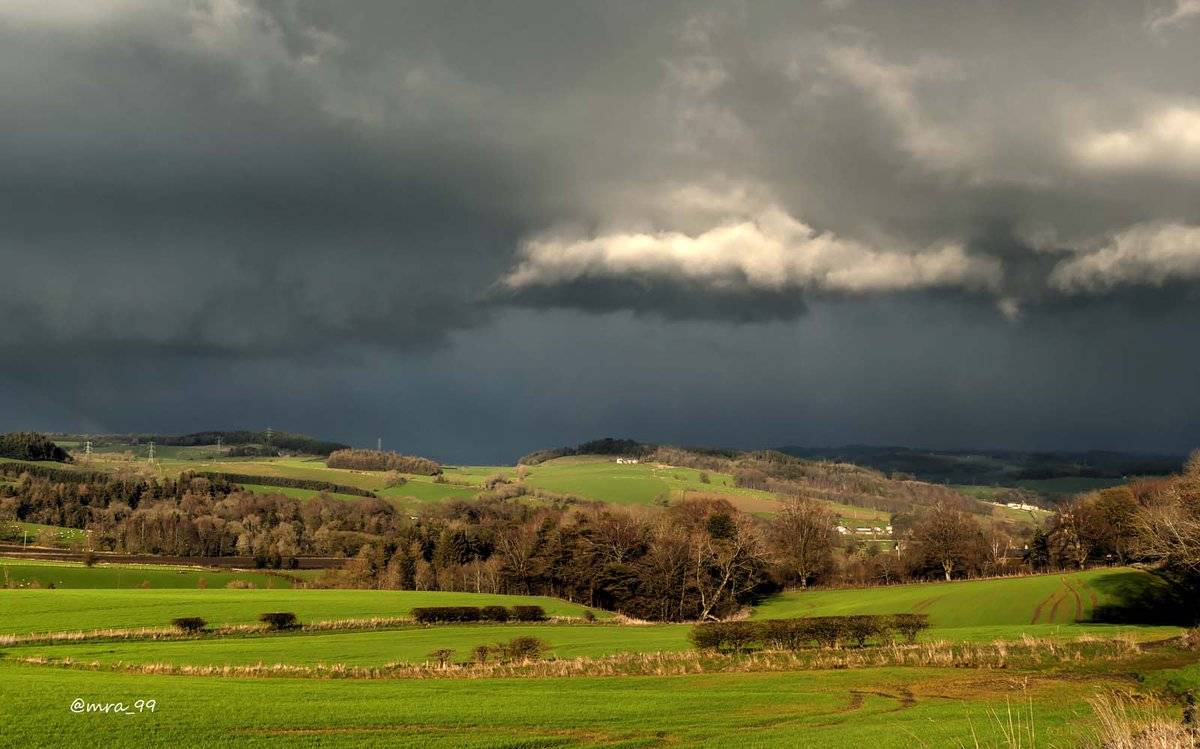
0;560;297;591
377;479;479;504
521;456;753;506
6;623;693;666
753;568;1165;628
1;521;88;546
0;662;1121;748
0;589;598;635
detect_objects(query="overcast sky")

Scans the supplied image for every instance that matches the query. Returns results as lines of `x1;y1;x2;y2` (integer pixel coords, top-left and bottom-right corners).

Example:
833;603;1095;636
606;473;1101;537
3;0;1200;463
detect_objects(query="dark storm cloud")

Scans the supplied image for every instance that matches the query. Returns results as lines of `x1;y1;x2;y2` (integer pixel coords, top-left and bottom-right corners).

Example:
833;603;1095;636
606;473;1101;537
493;277;809;324
3;0;1200;454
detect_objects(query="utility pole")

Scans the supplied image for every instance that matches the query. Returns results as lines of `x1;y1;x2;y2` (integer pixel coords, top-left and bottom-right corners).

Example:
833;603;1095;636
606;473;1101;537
84;440;93;458
377;437;382;452
147;441;155;462
265;427;273;445
216;436;222;451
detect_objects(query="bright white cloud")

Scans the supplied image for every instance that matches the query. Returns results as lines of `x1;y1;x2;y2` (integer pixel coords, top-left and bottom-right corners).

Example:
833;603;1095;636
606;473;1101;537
1073;106;1200;173
1147;0;1200;32
502;206;1001;296
1050;222;1200;292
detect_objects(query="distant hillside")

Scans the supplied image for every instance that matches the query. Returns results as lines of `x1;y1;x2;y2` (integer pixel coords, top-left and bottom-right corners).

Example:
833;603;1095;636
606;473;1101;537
518;438;1009;522
51;430;349;456
775;445;1183;487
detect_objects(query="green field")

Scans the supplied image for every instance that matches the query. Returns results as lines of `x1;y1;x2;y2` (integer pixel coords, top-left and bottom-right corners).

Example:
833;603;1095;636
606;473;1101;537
0;588;598;635
1;521;88;547
0;563;1192;747
8;449;899;522
5;623;692;666
753;568;1164;627
0;662;1131;749
0;560;300;592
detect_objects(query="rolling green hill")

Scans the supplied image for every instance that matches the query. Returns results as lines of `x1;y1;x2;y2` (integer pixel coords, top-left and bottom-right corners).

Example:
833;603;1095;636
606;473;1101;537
0;588;599;635
752;567;1167;628
0;560;302;591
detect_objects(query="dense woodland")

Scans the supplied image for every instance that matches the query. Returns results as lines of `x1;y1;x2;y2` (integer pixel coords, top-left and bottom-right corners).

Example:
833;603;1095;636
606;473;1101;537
3;454;1199;622
326;449;442;475
0;432;71;463
2;433;1197;623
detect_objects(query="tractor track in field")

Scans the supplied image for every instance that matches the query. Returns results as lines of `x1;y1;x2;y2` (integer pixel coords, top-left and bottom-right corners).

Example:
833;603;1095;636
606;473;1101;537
912;596;943;614
1062;575;1085;621
240;722;662;746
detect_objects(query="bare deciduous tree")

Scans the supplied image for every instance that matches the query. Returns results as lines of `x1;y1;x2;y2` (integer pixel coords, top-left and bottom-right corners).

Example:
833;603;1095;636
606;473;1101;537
767;497;836;589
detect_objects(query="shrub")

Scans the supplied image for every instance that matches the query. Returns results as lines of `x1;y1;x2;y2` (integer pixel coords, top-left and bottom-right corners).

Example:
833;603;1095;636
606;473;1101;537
758;619;808;651
887;613;931;644
806;617;846;648
428;648;454;667
225;580;256;589
259;612;298;630
480;606;510;622
843;615;883;648
472;645;492;664
82;551;98;567
411;606;483;624
582;610;597;623
510;605;547;622
689;623;726;651
689;621;758;653
500;636;547;661
171;617;207;633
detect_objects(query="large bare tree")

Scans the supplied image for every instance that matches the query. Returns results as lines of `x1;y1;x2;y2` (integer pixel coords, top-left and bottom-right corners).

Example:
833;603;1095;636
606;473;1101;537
907;505;984;581
767;497;836;589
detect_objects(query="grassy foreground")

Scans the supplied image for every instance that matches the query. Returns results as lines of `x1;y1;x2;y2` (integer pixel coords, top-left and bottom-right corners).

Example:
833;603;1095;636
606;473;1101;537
0;661;1131;748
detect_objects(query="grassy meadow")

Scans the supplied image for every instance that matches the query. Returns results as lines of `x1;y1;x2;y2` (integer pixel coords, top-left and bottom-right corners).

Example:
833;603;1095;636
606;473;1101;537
0;559;304;592
4;446;1197;747
0;561;1193;747
0;585;598;635
2;661;1142;749
754;567;1166;627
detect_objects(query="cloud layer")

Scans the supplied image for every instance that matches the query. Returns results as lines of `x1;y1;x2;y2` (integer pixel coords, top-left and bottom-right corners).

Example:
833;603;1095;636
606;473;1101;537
3;0;1200;455
503;207;1000;298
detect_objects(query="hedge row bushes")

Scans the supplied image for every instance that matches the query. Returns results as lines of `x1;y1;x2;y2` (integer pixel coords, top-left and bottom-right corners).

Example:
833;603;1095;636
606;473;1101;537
195;471;377;498
410;605;548;624
690;614;930;653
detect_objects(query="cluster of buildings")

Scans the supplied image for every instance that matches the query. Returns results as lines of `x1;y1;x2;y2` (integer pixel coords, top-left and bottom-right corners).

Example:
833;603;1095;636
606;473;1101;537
835;525;893;536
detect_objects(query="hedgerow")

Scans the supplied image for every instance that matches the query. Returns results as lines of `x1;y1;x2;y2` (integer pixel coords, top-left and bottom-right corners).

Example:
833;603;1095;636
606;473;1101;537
690;614;929;652
410;605;548;624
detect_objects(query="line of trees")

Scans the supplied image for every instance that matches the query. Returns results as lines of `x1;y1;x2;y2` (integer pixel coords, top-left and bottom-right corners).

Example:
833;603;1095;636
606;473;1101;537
0;433;71;463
